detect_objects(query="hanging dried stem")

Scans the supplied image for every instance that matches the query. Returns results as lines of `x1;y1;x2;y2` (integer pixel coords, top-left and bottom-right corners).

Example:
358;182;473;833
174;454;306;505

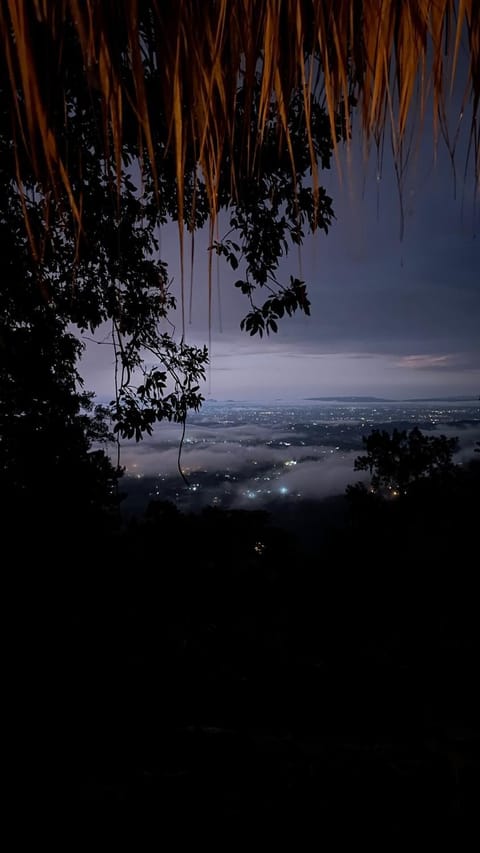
1;1;478;233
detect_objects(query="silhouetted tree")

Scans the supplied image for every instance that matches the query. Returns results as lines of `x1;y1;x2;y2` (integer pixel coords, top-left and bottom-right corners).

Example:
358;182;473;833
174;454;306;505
0;27;343;475
0;269;121;526
0;126;122;525
353;427;459;496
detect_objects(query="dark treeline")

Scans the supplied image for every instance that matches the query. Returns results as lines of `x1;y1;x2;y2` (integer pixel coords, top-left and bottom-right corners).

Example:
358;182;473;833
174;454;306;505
18;439;478;833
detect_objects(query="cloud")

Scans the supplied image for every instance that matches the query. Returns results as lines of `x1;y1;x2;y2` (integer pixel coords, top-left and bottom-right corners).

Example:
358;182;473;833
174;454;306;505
123;444;365;506
117;414;366;502
241;451;367;502
78;128;480;405
116;396;480;515
121;432;316;477
394;354;460;370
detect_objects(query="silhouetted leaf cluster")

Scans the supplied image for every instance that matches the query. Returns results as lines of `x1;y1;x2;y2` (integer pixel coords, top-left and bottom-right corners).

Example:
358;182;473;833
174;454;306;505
352;426;459;496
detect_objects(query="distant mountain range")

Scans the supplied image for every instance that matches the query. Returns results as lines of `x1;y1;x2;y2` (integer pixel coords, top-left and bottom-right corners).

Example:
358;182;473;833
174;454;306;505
202;395;479;406
402;396;479;403
305;396;391;402
304;396;479;403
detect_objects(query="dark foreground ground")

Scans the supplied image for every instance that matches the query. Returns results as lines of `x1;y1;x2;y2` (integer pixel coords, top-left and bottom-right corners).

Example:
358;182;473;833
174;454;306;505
22;477;479;837
67;637;478;836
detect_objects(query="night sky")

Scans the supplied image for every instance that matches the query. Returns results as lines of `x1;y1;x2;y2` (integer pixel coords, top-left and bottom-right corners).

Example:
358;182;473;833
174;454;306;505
82;108;479;403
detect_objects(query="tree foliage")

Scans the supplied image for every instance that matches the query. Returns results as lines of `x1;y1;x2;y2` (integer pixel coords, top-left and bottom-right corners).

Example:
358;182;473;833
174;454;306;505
0;23;344;438
0;126;119;520
0;22;346;516
353;426;459;496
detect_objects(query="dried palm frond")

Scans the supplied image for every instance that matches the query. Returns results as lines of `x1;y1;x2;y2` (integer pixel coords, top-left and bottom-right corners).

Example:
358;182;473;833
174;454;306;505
1;0;478;230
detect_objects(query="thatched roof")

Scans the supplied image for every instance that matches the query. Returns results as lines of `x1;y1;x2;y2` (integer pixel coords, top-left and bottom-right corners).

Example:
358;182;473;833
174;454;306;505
1;0;479;225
